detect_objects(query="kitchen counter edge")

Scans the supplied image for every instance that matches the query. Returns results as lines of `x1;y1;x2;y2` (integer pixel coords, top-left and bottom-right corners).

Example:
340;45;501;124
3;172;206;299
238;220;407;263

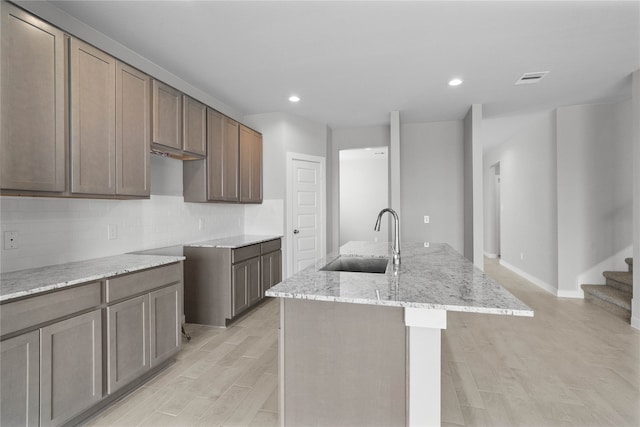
1;254;185;303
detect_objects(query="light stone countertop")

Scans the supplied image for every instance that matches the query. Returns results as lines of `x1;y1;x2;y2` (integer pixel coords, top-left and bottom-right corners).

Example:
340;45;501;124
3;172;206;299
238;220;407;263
0;254;185;303
186;235;282;249
266;241;533;317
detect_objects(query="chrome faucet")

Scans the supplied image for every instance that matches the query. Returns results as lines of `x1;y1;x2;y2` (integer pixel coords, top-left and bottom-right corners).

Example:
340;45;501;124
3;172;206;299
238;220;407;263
374;208;401;265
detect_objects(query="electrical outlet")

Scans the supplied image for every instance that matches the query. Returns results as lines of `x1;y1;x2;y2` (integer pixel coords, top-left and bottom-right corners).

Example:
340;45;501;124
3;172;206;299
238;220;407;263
4;231;18;250
424;242;430;248
424;215;430;224
520;252;524;260
198;218;205;230
108;224;118;240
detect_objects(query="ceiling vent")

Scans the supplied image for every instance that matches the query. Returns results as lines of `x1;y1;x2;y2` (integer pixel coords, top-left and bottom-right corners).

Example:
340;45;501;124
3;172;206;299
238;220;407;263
515;71;549;85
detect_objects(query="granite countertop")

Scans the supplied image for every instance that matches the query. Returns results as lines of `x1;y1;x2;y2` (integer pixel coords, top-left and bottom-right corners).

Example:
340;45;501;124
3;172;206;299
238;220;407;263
0;254;185;303
266;241;533;317
186;235;282;249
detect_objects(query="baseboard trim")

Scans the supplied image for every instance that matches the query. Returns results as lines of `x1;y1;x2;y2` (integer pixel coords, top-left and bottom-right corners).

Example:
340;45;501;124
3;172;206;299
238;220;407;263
499;259;558;296
632;314;640;330
557;289;584;299
484;252;498;259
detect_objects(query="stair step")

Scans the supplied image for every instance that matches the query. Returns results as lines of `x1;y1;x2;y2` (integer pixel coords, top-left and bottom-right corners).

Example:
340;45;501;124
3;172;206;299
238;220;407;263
581;284;631;321
603;271;633;293
625;257;633;273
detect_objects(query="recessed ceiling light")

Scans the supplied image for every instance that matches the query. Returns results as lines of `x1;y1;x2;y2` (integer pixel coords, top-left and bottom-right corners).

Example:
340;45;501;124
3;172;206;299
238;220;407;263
448;78;463;86
289;95;300;103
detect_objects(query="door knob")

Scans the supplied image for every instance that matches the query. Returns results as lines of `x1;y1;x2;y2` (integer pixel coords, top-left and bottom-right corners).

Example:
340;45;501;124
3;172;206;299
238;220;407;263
293;229;300;234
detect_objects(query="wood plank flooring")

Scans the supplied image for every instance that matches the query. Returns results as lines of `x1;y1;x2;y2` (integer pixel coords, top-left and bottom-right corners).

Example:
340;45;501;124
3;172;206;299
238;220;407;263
85;300;280;427
441;258;640;427
85;258;639;426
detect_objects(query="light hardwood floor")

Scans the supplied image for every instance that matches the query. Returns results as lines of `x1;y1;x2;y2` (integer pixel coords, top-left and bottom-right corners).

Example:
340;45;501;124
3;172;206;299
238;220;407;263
86;259;639;427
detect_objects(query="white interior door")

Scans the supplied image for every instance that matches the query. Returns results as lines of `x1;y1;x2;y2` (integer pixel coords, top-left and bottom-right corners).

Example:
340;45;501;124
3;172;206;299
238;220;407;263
287;154;325;276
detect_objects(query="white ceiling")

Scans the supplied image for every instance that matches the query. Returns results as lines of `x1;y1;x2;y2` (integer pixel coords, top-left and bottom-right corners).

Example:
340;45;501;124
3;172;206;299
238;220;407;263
48;1;639;129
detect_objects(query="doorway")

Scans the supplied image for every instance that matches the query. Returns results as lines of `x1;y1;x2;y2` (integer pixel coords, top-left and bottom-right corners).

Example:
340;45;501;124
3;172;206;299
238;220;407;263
339;147;389;245
286;153;326;277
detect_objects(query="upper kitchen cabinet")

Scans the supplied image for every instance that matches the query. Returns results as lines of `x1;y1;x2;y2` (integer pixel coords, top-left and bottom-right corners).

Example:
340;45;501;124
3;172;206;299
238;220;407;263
183;109;239;203
71;40;150;197
115;61;151;197
209;110;239;202
239;125;263;203
1;2;66;193
70;38;117;195
152;79;182;152
183;95;207;157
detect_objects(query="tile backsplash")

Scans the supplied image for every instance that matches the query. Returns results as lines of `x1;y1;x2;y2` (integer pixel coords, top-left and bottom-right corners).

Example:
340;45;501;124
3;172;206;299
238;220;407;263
0;195;244;273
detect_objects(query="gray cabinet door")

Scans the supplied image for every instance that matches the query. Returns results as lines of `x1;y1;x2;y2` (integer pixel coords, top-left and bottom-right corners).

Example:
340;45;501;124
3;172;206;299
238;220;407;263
70;38;116;195
233;257;260;314
152;80;182;150
1;3;65;192
40;309;102;427
207;109;239;202
247;257;261;306
106;294;150;394
116;61;150;197
232;261;249;316
239;125;263;203
149;284;182;368
261;249;282;293
183;96;207;156
0;331;39;427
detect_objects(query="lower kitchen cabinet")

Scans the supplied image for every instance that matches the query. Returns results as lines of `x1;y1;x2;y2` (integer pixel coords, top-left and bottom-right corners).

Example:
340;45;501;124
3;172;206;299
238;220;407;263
184;238;282;327
106;295;149;394
233;257;260;316
40;309;102;427
261;249;282;293
0;331;39;427
149;283;182;368
0;261;184;427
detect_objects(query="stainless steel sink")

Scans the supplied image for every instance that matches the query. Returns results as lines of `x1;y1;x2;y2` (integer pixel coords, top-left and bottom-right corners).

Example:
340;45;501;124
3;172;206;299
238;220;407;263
320;256;389;274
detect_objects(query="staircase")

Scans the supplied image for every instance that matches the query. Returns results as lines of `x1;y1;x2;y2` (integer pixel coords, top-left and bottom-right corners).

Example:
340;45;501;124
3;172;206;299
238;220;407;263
581;258;633;321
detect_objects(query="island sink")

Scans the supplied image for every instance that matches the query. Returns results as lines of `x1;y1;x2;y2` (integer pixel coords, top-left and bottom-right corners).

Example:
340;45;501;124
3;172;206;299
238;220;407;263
320;256;388;274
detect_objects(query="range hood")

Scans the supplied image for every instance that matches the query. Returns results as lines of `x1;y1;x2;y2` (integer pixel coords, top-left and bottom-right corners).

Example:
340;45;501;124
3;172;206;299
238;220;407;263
151;143;205;161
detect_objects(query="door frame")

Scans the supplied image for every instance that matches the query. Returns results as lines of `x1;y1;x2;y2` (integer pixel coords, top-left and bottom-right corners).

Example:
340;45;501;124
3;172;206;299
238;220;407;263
286;152;326;278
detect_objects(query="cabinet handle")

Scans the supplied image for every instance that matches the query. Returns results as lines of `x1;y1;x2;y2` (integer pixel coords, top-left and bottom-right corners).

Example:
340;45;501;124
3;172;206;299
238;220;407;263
293;229;300;234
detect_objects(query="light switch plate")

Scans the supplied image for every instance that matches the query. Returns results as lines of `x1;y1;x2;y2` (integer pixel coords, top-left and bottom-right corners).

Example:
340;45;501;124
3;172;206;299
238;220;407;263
424;215;430;223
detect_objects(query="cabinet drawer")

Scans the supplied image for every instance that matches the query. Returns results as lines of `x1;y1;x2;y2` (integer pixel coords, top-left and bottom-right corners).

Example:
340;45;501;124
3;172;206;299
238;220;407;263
261;239;281;254
1;282;101;337
232;244;260;264
105;263;182;303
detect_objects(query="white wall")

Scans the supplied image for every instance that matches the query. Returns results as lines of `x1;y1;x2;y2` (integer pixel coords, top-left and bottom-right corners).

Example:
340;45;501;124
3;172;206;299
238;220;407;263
557;101;633;296
329;126;390;252
400;121;464;253
339;148;389;245
463;105;484;269
484;111;559;292
0;157;244;273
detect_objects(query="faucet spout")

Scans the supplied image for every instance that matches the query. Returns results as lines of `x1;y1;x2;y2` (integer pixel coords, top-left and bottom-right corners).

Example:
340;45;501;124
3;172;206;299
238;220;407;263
374;208;401;265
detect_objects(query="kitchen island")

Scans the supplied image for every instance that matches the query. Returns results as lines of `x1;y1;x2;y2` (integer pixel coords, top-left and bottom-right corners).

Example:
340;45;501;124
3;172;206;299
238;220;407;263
266;241;533;427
